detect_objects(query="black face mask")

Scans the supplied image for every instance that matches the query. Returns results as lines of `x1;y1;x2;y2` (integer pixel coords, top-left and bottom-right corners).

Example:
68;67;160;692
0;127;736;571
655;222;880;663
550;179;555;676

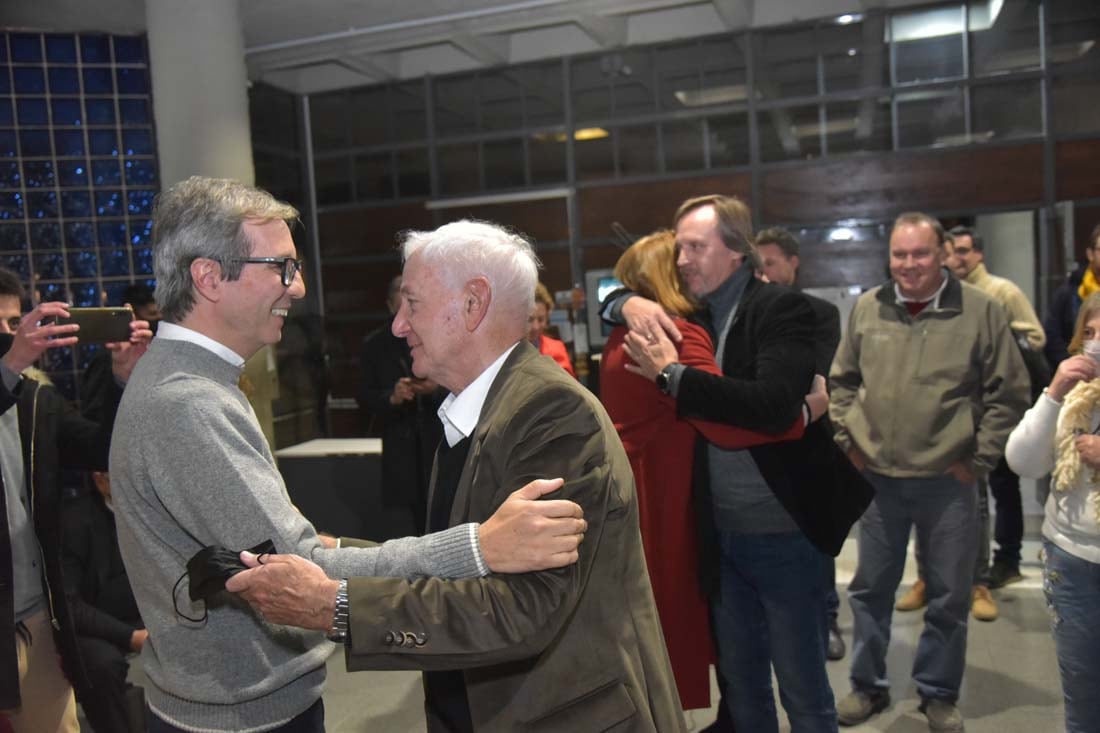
173;539;276;623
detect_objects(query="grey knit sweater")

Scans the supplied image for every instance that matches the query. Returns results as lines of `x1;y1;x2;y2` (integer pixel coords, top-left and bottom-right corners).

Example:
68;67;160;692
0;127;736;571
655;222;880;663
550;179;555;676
112;337;482;732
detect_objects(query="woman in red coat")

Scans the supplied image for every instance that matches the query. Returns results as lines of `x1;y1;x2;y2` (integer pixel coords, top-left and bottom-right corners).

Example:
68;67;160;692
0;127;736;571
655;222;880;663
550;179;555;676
600;230;819;711
529;282;576;376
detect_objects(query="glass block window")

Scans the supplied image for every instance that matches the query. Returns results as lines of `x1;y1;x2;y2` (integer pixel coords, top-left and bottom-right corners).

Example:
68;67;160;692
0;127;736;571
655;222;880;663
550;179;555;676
0;31;160;399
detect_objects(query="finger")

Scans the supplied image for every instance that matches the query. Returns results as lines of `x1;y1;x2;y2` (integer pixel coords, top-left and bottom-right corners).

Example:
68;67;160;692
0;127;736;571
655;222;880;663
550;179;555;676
529;499;583;519
512;477;565;500
43;336;79;348
224;567;256;592
623;364;644;377
239;550;262;568
657;311;683;343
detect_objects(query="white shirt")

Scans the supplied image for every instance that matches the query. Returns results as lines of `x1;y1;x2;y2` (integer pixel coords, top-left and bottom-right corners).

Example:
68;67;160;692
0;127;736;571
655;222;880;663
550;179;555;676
157;322;246;368
438;343;520;447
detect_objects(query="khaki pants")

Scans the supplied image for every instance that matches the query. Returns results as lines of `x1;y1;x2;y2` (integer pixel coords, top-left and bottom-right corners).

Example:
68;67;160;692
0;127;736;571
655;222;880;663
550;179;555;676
1;609;79;733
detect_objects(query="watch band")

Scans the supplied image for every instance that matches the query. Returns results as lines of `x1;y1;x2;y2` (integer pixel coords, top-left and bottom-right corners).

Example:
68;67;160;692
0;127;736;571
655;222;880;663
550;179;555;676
328;578;349;643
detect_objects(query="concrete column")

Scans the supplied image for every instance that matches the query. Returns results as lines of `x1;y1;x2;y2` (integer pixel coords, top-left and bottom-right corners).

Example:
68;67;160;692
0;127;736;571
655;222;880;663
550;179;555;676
145;0;279;448
145;0;254;187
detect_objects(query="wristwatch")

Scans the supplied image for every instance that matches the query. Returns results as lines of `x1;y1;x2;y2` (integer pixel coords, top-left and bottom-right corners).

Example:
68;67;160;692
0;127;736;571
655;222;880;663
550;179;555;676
328;579;350;643
655;366;674;395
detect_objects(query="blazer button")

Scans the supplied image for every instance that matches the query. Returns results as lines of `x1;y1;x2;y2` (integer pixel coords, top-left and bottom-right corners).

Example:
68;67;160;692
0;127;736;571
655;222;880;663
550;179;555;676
384;631;395;645
413;633;428;647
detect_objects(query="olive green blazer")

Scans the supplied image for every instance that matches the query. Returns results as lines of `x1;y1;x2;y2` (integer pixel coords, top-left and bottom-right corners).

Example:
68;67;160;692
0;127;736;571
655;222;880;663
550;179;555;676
344;341;684;732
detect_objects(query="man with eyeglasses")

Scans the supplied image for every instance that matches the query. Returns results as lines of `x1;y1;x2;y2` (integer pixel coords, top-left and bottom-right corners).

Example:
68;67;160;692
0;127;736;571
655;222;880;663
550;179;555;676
110;177;586;733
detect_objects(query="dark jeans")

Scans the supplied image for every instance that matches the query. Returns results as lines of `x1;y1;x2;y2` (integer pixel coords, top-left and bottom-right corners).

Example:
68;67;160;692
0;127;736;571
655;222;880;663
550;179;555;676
824;556;839;623
713;530;837;733
989;457;1024;567
147;698;324;733
75;636;135;732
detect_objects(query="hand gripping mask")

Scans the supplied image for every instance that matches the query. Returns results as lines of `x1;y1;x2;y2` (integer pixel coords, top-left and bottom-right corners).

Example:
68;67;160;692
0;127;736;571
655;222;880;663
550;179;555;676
172;539;277;623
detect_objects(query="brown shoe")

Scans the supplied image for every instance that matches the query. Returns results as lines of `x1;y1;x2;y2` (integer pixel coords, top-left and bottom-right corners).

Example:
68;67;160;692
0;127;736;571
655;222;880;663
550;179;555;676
895;578;927;611
972;584;998;621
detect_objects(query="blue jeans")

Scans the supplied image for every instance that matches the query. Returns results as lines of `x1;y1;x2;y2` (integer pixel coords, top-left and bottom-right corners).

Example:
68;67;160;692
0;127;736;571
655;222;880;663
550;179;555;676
713;530;837;733
1042;540;1100;733
848;472;977;702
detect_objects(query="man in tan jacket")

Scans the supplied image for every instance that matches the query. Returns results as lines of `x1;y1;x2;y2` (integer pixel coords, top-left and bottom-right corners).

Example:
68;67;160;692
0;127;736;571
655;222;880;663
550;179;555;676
229;219;684;732
829;212;1029;732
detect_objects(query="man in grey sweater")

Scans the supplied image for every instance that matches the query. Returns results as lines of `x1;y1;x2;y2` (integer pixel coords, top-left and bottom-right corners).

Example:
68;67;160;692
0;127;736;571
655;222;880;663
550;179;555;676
111;177;586;733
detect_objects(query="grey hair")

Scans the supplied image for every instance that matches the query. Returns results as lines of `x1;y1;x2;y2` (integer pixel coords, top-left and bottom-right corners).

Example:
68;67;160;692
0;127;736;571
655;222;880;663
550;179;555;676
152;176;299;322
399;220;540;323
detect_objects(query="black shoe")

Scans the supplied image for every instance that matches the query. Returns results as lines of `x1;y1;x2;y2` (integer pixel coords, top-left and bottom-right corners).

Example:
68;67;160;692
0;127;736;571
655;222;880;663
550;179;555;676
827;620;846;661
988;561;1024;589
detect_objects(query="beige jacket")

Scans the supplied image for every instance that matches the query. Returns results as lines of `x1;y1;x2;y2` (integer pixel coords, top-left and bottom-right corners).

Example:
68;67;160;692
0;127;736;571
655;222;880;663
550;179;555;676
830;276;1030;478
964;262;1046;350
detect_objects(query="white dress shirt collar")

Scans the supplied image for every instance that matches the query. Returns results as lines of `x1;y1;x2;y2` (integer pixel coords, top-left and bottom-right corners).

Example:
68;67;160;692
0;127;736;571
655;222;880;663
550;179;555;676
437;342;520;447
157;322;246;368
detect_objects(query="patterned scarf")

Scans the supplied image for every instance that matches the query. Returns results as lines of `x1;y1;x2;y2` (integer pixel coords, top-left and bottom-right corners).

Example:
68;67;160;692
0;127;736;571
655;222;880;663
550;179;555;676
1052;378;1100;524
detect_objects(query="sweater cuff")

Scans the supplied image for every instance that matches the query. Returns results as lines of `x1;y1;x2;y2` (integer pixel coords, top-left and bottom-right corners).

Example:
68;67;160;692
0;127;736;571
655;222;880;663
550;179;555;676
424;522;489;579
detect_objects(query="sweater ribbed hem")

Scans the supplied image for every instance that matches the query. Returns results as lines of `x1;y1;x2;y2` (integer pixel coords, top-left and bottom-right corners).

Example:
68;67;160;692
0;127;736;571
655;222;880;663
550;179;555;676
426;522;488;577
144;663;326;733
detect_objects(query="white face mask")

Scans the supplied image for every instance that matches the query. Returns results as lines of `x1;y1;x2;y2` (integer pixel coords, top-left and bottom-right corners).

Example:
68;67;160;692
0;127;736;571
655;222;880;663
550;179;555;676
1083;339;1100;362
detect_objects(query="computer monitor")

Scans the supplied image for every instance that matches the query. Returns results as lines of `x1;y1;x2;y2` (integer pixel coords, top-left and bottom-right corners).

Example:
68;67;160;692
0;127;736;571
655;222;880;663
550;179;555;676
584;268;623;350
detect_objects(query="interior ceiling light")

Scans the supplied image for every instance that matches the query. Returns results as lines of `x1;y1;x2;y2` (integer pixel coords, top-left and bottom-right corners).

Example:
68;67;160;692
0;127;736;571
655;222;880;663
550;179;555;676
674;84;749;107
889;0;1002;43
836;14;860;25
531;128;610;142
573;127;609;141
829;227;855;241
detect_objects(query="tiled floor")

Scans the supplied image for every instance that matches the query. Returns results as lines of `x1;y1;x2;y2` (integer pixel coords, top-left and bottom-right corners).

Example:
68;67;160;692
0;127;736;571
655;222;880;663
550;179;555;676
124;533;1065;732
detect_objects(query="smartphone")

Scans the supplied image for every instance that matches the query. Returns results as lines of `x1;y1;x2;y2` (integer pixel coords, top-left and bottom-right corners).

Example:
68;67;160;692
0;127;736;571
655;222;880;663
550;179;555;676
55;307;134;344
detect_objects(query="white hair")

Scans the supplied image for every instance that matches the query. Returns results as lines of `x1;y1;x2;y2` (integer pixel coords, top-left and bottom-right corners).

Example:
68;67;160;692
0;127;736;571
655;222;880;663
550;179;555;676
400;219;540;321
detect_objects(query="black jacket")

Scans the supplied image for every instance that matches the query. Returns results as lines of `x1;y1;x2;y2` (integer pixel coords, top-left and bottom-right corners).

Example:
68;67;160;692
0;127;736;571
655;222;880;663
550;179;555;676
358;319;445;534
673;279;873;593
803;292;841;378
61;490;141;650
0;374;121;708
1043;266;1085;368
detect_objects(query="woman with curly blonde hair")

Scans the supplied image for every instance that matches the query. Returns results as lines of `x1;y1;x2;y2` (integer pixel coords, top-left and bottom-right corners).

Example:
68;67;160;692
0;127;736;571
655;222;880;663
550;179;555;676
1005;290;1100;733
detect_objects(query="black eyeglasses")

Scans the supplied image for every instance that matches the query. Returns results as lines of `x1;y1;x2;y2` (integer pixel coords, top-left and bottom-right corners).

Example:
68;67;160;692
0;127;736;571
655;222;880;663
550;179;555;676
226;257;304;287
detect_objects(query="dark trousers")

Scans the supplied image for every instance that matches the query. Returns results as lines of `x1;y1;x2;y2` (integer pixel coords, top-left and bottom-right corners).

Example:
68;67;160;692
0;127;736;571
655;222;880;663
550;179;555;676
76;636;134;732
989;457;1023;566
147;698;324;733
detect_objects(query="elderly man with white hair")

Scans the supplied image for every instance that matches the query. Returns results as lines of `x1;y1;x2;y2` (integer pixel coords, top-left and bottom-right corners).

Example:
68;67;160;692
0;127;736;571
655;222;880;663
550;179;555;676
229;219;684;732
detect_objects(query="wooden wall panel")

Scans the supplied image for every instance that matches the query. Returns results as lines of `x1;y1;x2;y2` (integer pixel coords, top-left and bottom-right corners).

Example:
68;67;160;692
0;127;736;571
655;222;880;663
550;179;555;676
318;203;435;258
1056;139;1100;203
761;144;1044;224
579;173;752;241
435;199;570;243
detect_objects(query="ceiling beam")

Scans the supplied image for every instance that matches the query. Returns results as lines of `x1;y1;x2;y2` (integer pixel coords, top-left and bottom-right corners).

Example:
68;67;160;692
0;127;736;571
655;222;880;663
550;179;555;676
450;31;511;66
712;0;754;30
575;14;628;47
340;52;400;81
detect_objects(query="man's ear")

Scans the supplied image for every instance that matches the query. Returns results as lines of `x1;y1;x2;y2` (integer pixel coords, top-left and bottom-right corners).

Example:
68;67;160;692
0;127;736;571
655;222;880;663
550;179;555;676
463;277;491;331
190;258;224;304
789;254;800;273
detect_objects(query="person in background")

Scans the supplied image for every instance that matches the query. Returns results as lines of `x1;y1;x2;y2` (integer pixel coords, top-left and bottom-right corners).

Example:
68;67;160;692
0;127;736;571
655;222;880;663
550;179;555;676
830;212;1028;732
529;282;575;376
755;226;847;661
358;275;445;535
601;229;822;712
1044;223;1100;368
0;268;151;733
1005;290;1100;733
81;282;161;422
61;472;147;733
